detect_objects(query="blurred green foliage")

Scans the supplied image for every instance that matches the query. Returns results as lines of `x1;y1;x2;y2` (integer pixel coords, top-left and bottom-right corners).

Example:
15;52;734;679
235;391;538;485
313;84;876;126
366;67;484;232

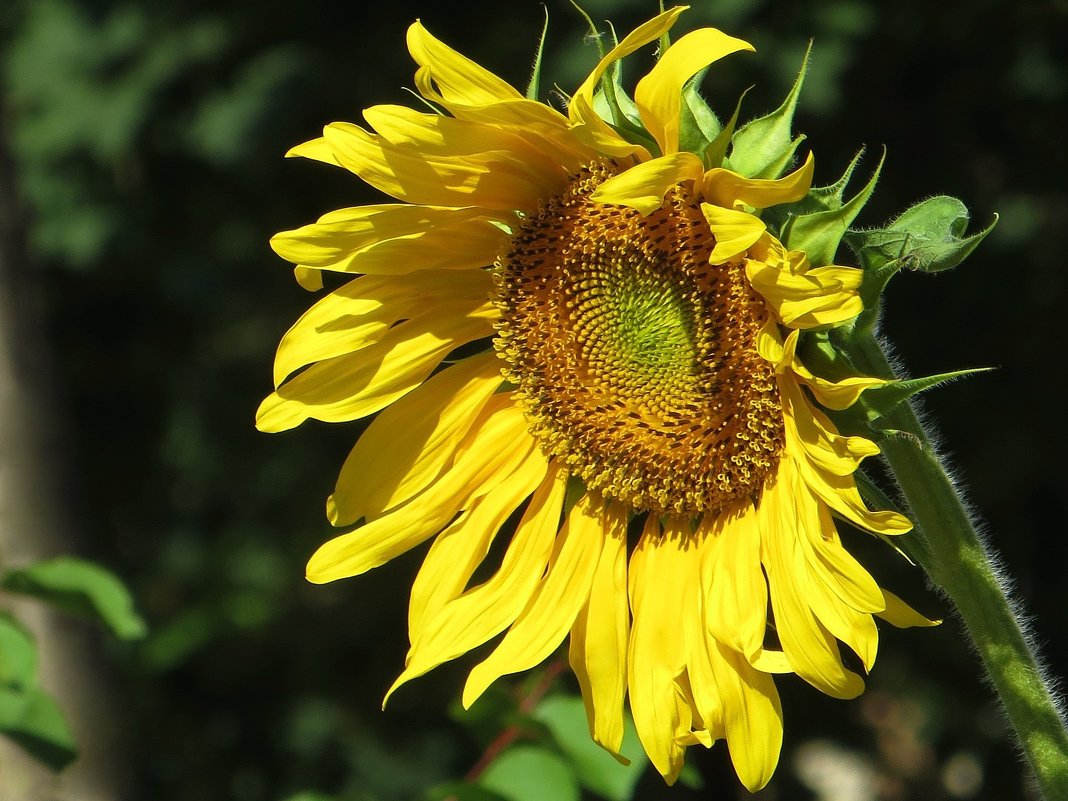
1;0;1066;799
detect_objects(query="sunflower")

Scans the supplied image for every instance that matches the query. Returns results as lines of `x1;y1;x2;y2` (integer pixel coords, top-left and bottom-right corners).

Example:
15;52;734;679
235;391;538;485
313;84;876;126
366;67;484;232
259;8;935;790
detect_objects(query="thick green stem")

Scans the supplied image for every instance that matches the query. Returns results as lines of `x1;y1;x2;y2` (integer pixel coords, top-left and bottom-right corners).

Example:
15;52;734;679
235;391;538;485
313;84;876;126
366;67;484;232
849;331;1068;799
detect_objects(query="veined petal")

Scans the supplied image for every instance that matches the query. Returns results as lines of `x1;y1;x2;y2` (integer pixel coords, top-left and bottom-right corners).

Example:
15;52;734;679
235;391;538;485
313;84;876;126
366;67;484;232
702;203;766;263
567;7;688;159
256;311;491;432
803;504;886;615
306;399;536;583
286;136;340;166
570;501;630;757
271;204;507;275
393;464;566;680
270;269;492;387
708;637;783;792
702;152;814;209
782;377;880;477
389;450;550;697
701;505;767;662
878;589;941;628
628;516;695;784
322;121;557;211
761;464;866;699
406;20;522;106
778;330;885;410
328;351;504;526
463;490;605;707
634;28;754;155
746;261;864;328
592;152;704;215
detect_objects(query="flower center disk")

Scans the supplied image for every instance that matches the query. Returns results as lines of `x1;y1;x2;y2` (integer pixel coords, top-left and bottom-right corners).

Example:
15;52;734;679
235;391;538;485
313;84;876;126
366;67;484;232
494;164;785;515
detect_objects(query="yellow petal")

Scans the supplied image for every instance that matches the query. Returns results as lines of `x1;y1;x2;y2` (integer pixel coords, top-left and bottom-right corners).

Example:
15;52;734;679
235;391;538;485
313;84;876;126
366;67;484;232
878;589;941;628
406;21;522;107
256;310;491;432
463;490;605;707
270;204;506;275
393;464;566;672
701;506;767;661
781;377;880;478
708;637;783;792
701;203;767;263
286;136;340;166
305;399;534;583
328;352;503;525
779;330;885;410
760;465;866;699
702;152;814;209
270;269;492;387
591;152;704;215
569;501;630;756
628;516;695;784
746;260;864;328
293;266;324;291
567;7;688;159
322;121;554;211
634;28;754;155
387;452;550;698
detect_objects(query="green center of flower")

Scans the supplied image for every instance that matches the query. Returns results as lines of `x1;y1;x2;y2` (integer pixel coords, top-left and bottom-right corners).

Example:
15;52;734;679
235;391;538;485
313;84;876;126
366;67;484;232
494;163;785;514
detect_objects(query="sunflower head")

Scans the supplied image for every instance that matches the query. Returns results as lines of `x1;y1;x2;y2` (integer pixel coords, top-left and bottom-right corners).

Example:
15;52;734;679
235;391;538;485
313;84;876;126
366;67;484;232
260;7;937;791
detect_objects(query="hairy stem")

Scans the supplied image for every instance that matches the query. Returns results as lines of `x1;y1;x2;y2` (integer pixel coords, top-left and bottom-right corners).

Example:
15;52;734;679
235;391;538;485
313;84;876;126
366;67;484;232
850;331;1068;799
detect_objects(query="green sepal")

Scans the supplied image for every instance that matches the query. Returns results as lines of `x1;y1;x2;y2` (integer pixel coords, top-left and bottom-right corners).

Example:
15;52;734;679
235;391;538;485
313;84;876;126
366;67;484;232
727;41;811;179
704;88;749;169
857;368;994;424
797;330;865;383
2;556;148;640
845;195;998;275
526;7;550;101
790;148;866;216
678;69;721;157
782;149;883;267
851;470;926;565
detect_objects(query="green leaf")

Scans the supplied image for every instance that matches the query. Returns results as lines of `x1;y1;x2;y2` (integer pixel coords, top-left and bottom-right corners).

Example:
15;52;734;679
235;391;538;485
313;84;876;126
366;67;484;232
783;149;883;267
728;41;811;179
478;745;580;801
858;369;994;423
2;557;147;640
0;686;77;771
0;614;38;690
788;148;866;216
533;695;647;801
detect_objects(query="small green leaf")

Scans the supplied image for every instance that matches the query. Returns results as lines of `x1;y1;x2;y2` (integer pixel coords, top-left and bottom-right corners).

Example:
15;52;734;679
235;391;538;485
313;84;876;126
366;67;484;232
533;695;647;801
0;614;38;690
478;745;580;801
2;557;147;640
728;41;811;179
783;149;884;267
789;148;866;216
0;686;77;770
704;88;749;169
858;369;994;423
677;760;704;789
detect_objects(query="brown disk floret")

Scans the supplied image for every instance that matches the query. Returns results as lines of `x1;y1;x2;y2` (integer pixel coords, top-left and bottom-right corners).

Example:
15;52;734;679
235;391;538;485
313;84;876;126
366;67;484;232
494;163;785;515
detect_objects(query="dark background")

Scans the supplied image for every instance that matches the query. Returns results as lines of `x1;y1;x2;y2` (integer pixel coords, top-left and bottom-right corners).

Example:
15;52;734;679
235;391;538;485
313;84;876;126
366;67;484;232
1;0;1065;798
